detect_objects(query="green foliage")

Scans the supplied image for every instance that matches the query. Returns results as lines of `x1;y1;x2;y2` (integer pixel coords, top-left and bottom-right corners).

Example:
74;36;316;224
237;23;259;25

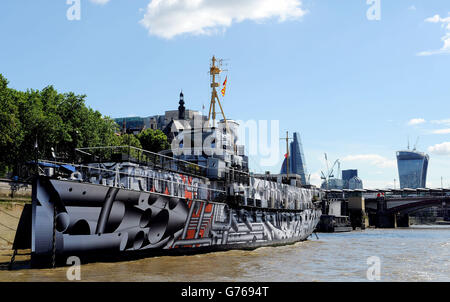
118;134;142;149
0;74;119;174
137;129;169;153
0;75;23;166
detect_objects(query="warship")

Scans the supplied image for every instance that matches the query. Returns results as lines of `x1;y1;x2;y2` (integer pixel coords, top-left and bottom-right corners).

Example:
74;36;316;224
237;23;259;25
13;57;322;267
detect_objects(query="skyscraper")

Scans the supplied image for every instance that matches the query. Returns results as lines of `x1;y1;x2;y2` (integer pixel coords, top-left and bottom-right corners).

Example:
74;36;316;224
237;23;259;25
280;132;309;185
396;150;429;189
342;169;363;189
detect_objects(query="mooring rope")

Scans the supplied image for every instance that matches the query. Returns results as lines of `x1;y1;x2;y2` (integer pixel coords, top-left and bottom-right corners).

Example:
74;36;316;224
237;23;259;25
52;203;57;268
8;249;17;270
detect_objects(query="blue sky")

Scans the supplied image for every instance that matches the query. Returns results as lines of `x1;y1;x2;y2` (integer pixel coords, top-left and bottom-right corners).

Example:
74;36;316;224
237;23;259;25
1;0;450;188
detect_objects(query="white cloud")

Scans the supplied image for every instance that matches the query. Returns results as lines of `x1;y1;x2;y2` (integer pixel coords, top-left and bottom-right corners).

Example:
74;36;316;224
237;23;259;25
341;154;396;169
431;129;450;134
428;142;450;155
431;119;450;125
408;5;416;11
309;172;323;187
407;118;426;126
139;0;307;39
425;14;450;24
418;13;450;56
363;180;395;190
89;0;110;4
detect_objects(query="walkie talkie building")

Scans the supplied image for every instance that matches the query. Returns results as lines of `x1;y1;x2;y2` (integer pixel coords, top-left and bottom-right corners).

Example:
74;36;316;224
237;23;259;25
396;150;429;189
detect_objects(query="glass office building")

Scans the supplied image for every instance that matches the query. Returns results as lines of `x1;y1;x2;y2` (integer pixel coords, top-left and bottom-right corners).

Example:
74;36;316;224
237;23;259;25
396;150;429;189
281;132;309;185
342;169;363;189
320;169;363;190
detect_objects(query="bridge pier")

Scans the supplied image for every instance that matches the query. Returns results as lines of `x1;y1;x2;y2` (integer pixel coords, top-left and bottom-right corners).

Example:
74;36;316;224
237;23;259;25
374;213;409;228
396;213;409;228
376;213;396;228
348;193;368;230
375;197;391;228
349;209;368;229
444;203;450;222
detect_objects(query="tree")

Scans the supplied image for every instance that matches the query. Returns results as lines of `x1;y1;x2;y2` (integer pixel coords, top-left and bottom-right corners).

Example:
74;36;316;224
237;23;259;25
118;134;142;149
137;129;169;153
0;74;122;176
0;75;23;175
115;133;142;159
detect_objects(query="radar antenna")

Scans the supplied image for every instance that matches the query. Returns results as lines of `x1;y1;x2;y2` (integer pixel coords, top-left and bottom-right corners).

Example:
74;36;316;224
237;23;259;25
280;131;293;181
207;56;229;131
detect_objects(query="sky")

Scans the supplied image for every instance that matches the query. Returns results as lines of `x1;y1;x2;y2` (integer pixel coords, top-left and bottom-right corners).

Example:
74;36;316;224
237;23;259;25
1;0;450;189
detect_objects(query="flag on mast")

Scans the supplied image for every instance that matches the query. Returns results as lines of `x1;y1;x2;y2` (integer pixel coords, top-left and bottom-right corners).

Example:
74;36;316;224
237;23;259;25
221;76;227;97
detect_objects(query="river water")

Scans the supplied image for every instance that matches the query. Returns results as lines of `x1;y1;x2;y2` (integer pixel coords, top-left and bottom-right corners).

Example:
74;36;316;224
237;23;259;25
0;226;449;282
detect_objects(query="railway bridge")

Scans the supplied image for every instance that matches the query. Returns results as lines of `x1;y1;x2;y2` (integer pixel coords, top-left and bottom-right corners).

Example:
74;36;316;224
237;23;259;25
324;188;450;228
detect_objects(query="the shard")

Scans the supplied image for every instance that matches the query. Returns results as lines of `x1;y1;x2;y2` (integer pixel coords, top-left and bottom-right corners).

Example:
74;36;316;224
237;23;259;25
280;132;309;185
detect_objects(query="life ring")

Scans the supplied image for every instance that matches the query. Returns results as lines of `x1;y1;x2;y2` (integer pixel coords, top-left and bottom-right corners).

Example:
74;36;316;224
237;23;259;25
70;171;83;181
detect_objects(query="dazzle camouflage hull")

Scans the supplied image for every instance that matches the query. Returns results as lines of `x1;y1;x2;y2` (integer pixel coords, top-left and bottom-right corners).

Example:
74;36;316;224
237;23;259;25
29;176;320;266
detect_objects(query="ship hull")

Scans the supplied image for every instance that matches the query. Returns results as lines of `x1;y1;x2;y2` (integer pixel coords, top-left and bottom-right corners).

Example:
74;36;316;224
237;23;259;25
26;176;321;267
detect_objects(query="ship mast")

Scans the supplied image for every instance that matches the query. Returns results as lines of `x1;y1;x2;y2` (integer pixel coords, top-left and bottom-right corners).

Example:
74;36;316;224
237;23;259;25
281;131;293;181
207;56;228;131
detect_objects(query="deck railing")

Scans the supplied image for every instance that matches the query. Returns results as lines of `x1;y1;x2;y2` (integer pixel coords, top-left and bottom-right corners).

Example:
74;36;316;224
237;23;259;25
75;146;208;178
38;159;227;202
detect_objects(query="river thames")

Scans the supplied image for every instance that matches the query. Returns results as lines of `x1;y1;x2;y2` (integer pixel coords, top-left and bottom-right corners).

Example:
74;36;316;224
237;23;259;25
1;226;449;282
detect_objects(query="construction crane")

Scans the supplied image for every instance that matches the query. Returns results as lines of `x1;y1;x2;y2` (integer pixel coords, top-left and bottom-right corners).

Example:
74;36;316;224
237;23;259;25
320;153;340;189
413;136;420;151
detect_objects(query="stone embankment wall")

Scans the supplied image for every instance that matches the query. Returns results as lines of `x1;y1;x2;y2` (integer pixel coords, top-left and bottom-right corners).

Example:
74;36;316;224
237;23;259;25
0;179;32;201
0;203;25;250
0;179;30;251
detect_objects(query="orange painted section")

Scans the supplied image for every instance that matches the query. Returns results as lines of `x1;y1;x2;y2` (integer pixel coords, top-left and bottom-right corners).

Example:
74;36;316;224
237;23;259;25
204;203;213;213
186;229;196;240
185;191;192;199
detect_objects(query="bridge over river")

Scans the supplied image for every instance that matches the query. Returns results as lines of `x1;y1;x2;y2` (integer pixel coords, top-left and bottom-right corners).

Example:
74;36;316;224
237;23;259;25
323;188;450;228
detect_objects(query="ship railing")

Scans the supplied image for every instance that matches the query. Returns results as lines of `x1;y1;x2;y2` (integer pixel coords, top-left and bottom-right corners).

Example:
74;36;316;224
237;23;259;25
75;145;251;183
75;145;208;178
38;159;227;202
